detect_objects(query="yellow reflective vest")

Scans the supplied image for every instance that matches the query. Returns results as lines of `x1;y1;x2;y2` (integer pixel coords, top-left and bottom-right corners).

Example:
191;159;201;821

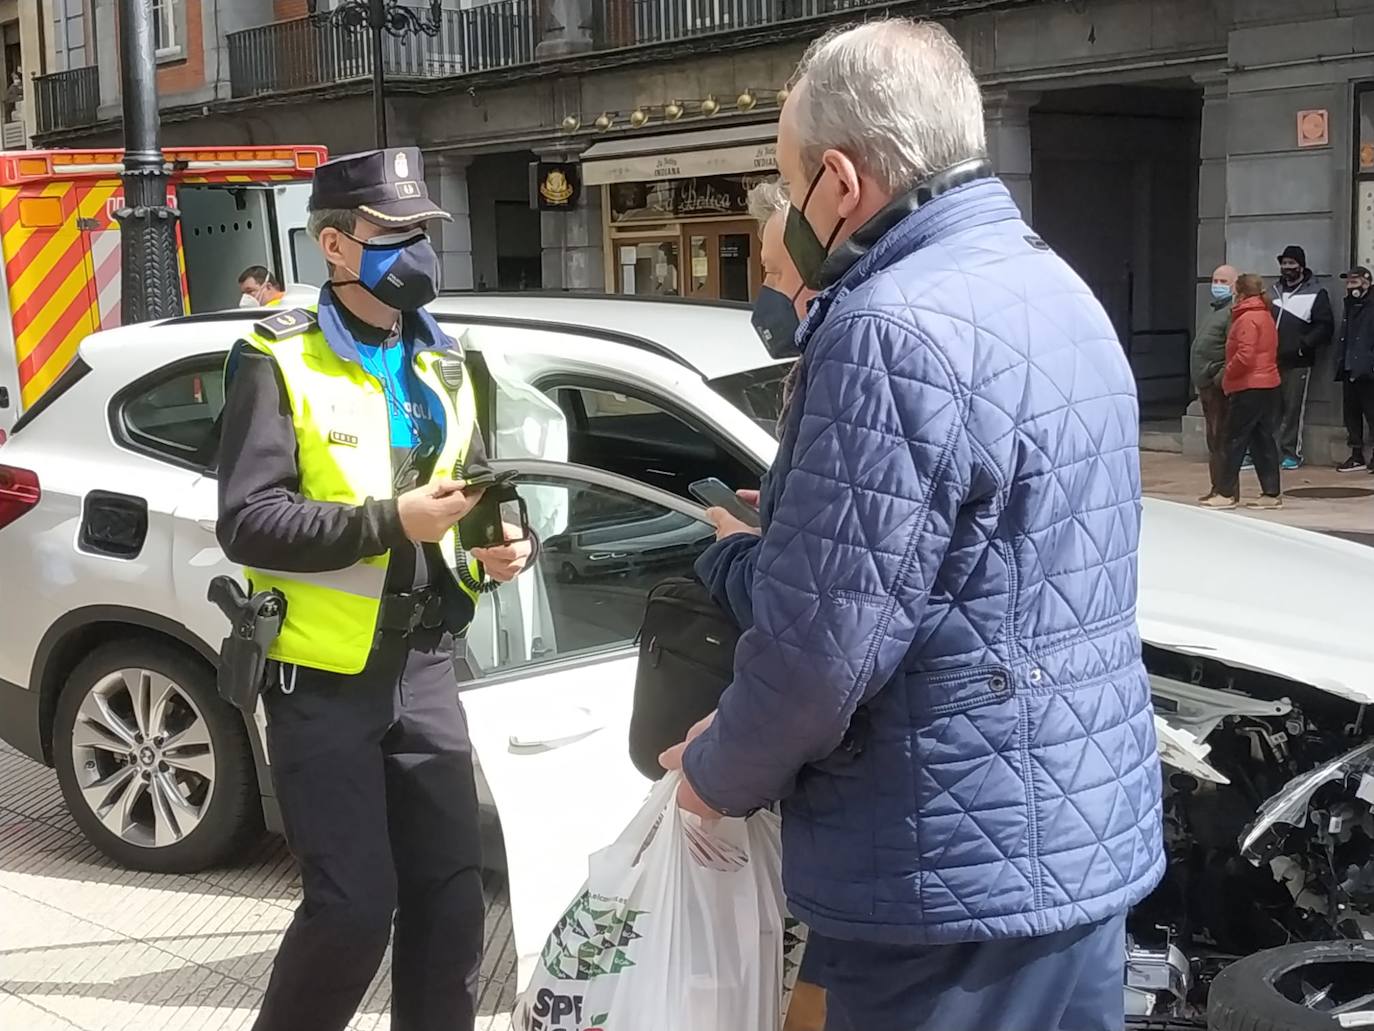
241;309;482;675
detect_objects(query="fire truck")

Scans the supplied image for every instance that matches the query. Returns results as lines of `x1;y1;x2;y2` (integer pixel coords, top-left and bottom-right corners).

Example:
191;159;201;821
0;146;328;437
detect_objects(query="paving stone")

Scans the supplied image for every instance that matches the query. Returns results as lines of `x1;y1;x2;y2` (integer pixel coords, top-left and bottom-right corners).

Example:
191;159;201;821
0;743;518;1030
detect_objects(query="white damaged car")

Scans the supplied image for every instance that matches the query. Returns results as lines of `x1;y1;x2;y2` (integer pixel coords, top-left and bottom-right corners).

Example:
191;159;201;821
0;293;1369;1028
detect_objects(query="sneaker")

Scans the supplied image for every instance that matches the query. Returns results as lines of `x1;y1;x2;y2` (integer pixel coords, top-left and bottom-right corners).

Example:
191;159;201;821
1281;456;1302;471
1338;455;1367;473
1198;491;1217;502
1247;495;1283;510
1201;494;1238;510
1240;454;1254;470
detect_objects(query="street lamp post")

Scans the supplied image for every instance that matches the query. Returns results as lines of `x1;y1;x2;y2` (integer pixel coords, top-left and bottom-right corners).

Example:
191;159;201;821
306;0;444;148
116;0;183;324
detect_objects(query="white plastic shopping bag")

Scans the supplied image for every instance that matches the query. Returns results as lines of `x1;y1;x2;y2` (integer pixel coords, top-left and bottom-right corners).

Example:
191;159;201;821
512;772;806;1031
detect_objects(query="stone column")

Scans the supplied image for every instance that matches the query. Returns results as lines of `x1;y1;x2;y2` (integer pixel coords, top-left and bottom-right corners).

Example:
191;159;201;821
1182;74;1229;460
535;0;594;60
983;89;1039;223
540;155;604;290
427;153;475;293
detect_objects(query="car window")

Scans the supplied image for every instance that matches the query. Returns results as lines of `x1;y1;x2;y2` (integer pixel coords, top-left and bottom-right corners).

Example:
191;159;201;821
120;361;227;468
546;382;757;498
576;388;661;419
465;472;715;677
708;364;792;434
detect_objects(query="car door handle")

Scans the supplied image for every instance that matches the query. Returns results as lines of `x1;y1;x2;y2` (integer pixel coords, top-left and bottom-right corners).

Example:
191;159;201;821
508;708;604;753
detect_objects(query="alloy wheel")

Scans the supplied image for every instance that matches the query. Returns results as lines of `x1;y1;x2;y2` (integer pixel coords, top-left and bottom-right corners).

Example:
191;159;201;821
69;667;216;849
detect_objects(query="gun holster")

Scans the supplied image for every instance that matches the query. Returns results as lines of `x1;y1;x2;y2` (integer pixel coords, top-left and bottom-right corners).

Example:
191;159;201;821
208;575;287;712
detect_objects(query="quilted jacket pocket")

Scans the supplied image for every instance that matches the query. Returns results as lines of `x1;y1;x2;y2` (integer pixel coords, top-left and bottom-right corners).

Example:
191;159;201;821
911;664;1016;717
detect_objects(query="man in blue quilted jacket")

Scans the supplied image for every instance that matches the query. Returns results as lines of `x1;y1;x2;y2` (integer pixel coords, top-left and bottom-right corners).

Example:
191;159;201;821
660;19;1164;1031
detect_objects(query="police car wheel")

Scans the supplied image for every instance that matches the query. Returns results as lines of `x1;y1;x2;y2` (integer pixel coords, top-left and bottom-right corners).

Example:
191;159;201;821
53;640;262;873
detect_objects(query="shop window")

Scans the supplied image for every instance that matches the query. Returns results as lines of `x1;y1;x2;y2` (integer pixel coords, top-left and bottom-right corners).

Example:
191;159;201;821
617;240;680;297
1354;87;1374;268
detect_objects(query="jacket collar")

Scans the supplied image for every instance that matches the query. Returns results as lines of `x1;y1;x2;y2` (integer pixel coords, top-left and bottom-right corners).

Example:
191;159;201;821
316;284;460;367
1273;270;1317;297
796;174;1022;353
1211;295;1232;311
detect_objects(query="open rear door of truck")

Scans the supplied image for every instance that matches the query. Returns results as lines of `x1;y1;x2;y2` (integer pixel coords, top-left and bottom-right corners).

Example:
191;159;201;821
272;180;323;287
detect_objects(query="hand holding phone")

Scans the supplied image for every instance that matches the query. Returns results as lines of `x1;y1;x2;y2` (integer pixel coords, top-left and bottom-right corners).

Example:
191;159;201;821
398;480;484;543
688;478;761;529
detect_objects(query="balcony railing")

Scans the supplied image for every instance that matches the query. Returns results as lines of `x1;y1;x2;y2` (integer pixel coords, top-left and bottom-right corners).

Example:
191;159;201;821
34;65;100;134
593;0;877;48
227;3;538;99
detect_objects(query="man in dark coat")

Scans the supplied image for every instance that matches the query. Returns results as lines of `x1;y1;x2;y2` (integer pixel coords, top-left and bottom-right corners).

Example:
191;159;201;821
1270;245;1335;468
1335;265;1374;472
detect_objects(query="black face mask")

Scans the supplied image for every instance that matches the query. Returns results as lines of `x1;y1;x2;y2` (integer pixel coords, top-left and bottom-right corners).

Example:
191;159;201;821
750;285;803;358
784;168;847;291
339;230;441;311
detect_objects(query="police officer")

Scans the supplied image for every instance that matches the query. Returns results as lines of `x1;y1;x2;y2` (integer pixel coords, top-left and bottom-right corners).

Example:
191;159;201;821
216;148;532;1031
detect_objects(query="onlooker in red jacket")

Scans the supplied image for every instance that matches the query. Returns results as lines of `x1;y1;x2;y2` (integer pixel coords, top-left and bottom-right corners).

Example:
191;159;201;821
1206;273;1283;509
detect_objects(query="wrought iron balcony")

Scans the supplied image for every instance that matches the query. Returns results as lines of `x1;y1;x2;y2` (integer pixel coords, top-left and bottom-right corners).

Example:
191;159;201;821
227;3;538;99
593;0;878;48
34;65;101;134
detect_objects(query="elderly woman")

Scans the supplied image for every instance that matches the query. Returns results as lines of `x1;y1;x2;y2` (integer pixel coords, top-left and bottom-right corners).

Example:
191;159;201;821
692;178;827;1031
747;179;816;359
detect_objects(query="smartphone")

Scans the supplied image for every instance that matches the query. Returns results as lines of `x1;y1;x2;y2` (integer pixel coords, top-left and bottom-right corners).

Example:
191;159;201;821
688;477;761;528
458;484;531;550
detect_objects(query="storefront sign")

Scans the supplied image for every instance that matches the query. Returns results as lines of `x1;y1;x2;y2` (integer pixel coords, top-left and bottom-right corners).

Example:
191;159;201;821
530;162;581;210
609;173;772;223
585;142;776;185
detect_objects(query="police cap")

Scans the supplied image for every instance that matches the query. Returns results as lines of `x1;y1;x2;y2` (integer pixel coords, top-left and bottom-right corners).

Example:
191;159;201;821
310;147;451;227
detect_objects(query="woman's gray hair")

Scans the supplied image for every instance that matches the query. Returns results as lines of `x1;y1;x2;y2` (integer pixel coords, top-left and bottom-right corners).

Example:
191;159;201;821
790;19;986;193
306;207;357;240
746;179;789;226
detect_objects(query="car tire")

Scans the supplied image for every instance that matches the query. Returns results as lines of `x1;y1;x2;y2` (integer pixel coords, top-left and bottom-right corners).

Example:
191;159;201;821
1207;941;1374;1031
53;640;261;873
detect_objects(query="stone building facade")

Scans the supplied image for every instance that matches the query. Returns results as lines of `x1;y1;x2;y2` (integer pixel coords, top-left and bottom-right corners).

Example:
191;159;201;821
31;0;1374;457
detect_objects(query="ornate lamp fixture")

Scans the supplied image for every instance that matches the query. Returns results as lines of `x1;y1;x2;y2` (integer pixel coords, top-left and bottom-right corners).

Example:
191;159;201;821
305;0;443;146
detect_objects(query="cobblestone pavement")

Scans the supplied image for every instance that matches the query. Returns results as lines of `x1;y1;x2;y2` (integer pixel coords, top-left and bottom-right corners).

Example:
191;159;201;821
0;742;516;1031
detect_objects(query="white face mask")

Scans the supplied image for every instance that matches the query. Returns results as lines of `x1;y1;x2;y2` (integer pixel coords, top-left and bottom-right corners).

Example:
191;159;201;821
239;293;259;308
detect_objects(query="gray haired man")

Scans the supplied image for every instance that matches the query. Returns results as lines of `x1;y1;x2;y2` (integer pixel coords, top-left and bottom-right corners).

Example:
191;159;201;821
663;18;1161;1031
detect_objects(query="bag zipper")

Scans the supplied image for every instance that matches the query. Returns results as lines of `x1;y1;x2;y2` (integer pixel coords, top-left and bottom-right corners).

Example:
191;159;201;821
646;636;731;677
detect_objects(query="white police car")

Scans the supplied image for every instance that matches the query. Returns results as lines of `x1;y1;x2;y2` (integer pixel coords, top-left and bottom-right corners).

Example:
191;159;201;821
0;292;1371;1017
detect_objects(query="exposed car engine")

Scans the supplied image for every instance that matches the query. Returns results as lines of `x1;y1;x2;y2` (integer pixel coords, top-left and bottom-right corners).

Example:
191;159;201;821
1124;646;1374;1020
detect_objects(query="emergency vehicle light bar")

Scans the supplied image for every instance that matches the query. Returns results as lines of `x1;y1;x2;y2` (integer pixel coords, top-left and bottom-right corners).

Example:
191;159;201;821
0;146;326;185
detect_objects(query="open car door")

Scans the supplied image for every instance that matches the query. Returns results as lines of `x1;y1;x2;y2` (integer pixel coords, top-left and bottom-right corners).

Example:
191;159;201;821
459;460;717;990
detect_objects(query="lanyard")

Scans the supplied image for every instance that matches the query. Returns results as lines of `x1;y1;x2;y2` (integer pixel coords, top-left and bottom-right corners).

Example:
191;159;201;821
358;340;422;443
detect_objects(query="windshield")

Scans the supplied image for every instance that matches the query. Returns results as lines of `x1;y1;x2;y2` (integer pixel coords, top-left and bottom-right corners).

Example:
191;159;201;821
708;363;793;436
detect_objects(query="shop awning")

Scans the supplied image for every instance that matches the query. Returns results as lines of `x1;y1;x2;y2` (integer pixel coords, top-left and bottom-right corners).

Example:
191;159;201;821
580;123;778;185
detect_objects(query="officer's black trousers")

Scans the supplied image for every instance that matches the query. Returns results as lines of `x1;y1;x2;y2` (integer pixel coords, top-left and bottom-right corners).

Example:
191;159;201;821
252;630;484;1031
